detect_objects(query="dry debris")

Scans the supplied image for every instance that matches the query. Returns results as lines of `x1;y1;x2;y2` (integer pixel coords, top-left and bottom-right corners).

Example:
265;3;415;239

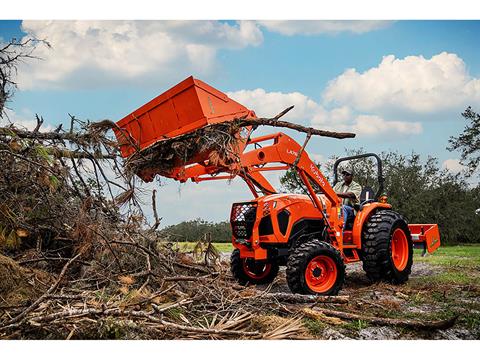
0;115;464;340
0;117;331;339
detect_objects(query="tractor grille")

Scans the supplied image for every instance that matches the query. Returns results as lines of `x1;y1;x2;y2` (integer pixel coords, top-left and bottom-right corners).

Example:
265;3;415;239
230;202;257;239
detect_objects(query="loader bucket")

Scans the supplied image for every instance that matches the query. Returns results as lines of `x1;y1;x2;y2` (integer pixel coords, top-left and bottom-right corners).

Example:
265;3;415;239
408;224;441;254
114;76;256;158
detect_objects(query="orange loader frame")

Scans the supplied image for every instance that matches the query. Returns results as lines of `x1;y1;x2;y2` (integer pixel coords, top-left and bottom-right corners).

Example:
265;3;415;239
114;76;441;295
165;131;420;264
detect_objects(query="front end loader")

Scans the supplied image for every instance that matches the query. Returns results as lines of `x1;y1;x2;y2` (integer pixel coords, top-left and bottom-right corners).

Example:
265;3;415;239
113;76;441;296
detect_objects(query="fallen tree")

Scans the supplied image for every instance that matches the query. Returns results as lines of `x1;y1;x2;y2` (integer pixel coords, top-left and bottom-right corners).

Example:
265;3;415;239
302;307;458;331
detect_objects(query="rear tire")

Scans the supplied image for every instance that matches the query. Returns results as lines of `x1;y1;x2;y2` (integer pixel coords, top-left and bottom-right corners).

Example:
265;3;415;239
230;249;279;285
361;209;413;284
286;239;345;295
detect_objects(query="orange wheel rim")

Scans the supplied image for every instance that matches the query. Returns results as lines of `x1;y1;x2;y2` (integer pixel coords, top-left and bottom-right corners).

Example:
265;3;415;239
305;255;337;293
242;260;271;280
391;228;409;271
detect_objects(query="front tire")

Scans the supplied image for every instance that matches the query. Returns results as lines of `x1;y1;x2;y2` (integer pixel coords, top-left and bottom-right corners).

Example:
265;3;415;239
286;239;345;295
230;249;279;285
361;209;413;284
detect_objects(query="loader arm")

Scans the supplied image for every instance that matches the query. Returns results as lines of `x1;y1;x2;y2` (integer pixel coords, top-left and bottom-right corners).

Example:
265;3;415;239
167;131;345;242
239;133;342;208
167;162;277;197
169;132;341;208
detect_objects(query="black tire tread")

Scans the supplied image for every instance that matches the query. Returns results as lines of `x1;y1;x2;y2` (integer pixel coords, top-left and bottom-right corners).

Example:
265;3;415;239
230;249;279;285
286;239;345;295
361;209;413;284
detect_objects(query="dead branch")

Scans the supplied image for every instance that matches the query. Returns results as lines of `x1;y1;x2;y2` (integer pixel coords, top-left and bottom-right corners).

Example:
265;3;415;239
1;254;80;328
308;307;458;330
47;147;115;159
255;293;349;304
17;257;91;266
0;126;101;143
301;307;347;326
158;319;259;337
150;189;161;231
173;261;214;274
0;149;65;178
235;117;355;139
1;306;260;338
163;275;216;282
1;38;49;116
152;299;193;313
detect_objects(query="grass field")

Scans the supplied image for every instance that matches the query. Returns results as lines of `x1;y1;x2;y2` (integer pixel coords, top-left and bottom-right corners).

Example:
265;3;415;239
413;244;480;286
172;241;480;263
170;241;234;253
414;244;480;267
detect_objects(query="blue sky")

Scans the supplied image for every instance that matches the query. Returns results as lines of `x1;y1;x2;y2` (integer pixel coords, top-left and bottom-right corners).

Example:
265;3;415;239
1;20;479;226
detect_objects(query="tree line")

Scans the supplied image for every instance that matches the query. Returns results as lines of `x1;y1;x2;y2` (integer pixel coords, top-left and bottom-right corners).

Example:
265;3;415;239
159;218;232;243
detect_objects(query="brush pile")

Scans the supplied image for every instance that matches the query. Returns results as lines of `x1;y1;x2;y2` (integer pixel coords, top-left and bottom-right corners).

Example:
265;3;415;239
0;115;462;340
0;117;330;339
123;121;246;181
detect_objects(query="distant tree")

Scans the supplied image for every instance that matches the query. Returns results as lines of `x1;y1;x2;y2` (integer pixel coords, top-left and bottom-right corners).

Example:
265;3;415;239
0;38;49;116
448;106;480;178
280;153;336;194
159;218;232;243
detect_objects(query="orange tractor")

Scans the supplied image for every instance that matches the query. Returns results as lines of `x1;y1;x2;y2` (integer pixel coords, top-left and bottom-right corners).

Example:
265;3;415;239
114;76;441;295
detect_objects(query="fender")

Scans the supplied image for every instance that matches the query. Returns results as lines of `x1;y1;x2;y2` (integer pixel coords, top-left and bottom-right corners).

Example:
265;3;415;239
352;202;392;249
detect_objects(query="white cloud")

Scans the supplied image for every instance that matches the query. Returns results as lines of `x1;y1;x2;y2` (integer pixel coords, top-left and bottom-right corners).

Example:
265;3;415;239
227;88;319;121
1;109;54;131
14;20;395;91
442;158;467;174
311;105;352;126
351;114;422;137
16;20;263;90
309;153;326;163
229;88;422;137
313;112;422;138
257;20;392;36
323;52;480;113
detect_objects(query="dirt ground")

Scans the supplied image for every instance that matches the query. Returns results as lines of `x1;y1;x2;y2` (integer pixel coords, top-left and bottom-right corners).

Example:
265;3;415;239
228;253;480;340
1;249;478;340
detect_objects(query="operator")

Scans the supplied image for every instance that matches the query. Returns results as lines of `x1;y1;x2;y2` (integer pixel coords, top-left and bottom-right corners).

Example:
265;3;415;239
333;165;362;229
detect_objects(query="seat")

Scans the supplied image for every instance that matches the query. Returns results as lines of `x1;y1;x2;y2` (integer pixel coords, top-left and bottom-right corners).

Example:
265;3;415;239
353;185;375;212
360;186;375;203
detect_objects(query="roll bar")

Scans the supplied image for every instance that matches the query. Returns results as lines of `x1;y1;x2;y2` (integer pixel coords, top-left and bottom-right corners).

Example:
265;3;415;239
333;153;385;200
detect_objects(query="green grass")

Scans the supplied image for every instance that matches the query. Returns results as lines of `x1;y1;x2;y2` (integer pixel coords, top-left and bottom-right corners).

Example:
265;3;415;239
342;319;370;332
171;242;480;262
412;244;480;286
414;271;480;286
169;242;480;264
167;242;234;253
414;244;480;268
302;318;327;335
